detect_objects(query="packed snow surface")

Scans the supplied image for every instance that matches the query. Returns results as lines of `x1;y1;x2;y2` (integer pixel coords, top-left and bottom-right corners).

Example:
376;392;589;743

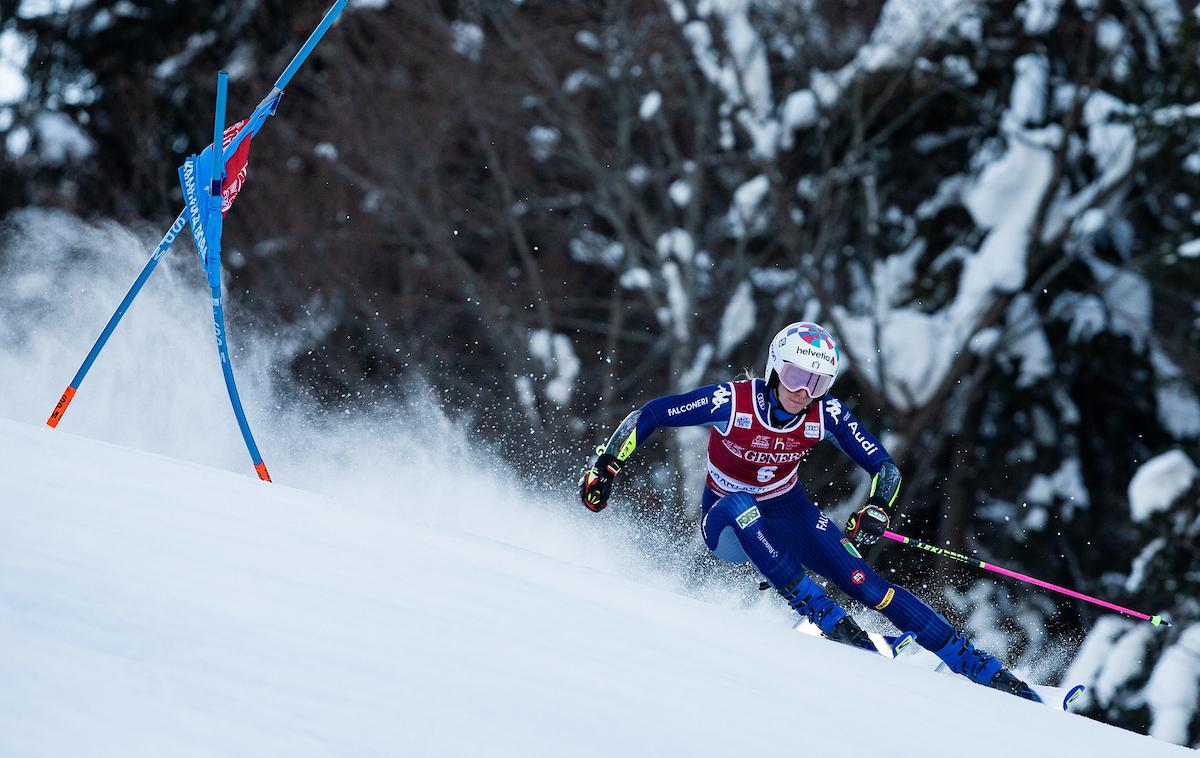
0;420;1192;757
0;210;1191;756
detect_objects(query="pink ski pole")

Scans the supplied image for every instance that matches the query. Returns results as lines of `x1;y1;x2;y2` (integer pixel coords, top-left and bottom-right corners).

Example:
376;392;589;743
883;531;1170;627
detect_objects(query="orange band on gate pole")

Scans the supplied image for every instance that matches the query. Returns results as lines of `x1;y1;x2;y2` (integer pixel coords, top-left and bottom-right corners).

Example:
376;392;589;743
46;386;77;428
254;462;272;482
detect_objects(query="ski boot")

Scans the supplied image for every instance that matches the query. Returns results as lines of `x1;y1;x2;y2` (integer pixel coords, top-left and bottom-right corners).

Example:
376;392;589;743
825;614;880;654
777;575;878;654
988;668;1043;703
934;630;1042;703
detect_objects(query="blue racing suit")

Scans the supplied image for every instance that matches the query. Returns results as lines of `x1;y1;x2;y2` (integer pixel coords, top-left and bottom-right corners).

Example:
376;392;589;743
598;380;956;653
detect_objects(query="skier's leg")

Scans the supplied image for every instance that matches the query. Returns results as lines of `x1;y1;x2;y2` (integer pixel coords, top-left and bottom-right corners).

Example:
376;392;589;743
701;489;851;637
760;495;1040;699
762;497;951;642
699;489;752;564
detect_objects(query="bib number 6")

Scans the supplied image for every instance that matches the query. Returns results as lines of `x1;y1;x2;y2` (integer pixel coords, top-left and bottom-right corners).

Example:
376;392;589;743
756;465;778;483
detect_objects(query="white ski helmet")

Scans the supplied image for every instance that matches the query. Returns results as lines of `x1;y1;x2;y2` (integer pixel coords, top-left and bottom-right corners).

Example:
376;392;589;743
764;321;840;397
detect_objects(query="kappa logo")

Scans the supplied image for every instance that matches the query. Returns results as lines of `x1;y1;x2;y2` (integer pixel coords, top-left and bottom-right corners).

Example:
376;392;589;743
804;421;821;439
711;385;732;414
851;569;866;585
734;412;753;429
751;435;771;449
825;397;842;424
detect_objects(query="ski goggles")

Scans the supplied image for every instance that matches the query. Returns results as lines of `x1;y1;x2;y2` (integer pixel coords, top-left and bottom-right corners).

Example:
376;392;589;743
777;361;834;397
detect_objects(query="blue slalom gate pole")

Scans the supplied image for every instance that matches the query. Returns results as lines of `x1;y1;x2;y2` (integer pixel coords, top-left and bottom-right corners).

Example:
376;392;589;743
218;0;349;172
204;71;271;481
48;78;283;430
46;0;349;480
210;290;269;480
274;0;349;92
47;212;187;427
208;70;228;271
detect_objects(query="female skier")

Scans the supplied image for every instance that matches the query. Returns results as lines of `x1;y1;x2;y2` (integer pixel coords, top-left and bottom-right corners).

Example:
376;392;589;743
579;321;1040;701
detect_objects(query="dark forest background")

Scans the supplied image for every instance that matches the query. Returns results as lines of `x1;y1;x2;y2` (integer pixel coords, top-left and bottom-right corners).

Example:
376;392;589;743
2;0;1199;745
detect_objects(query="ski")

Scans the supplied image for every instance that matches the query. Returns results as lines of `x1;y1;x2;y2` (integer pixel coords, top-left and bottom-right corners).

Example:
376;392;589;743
792;621;912;658
1063;684;1086;709
1031;683;1087;712
888;630;916;657
882;635;1085;711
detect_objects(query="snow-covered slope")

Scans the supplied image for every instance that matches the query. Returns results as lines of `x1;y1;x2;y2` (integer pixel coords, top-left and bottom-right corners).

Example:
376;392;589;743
0;213;1189;755
0;419;1190;758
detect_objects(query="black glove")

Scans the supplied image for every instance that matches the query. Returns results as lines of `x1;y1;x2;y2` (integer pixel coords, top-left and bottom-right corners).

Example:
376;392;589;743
845;497;890;547
579;452;621;512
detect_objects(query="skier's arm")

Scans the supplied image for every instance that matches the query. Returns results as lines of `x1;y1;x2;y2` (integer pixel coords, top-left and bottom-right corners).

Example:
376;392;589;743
600;383;733;463
821;396;902;545
579;383;733;511
868;460;902;512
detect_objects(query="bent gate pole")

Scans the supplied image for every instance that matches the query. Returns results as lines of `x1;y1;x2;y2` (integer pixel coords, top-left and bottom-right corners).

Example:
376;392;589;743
46;1;350;475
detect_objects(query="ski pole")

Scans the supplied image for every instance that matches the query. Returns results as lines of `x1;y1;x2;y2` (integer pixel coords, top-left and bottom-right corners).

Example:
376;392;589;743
882;531;1170;627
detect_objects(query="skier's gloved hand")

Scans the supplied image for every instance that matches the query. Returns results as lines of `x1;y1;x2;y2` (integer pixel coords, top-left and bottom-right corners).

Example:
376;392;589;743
579;452;621;512
845;497;890;547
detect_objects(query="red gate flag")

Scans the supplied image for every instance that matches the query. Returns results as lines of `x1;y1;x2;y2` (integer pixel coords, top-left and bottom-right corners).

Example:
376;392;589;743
220;118;253;215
